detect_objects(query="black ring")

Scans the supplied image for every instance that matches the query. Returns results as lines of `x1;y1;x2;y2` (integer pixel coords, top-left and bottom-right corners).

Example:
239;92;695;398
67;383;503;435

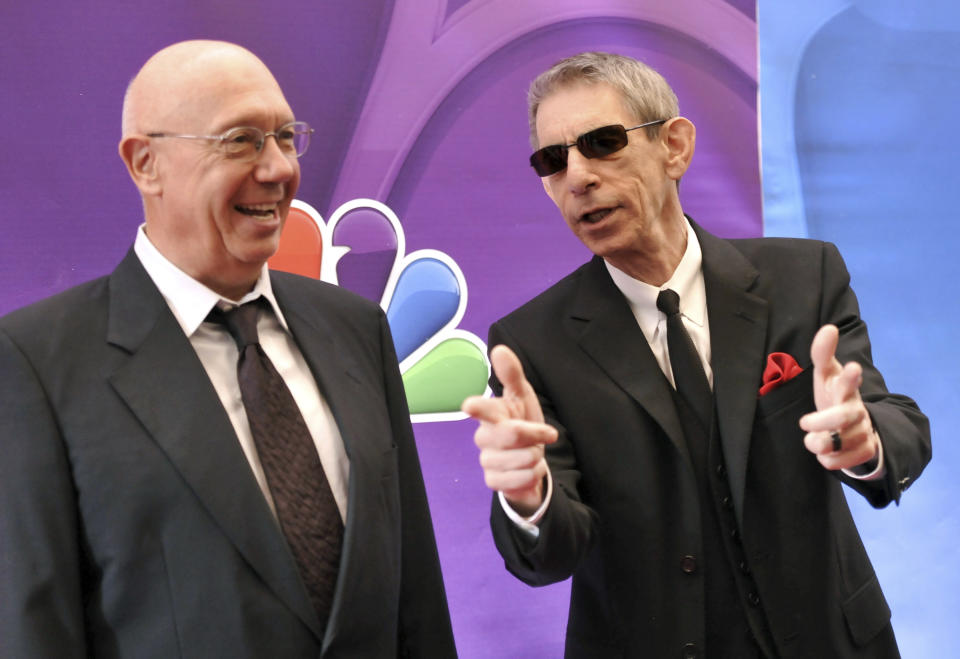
831;431;843;452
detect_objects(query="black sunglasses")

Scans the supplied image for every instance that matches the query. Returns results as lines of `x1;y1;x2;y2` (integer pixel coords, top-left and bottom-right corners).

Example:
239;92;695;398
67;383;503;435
529;120;667;177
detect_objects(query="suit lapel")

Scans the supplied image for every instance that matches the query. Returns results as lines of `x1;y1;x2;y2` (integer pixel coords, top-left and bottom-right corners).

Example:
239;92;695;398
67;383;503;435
104;251;324;641
270;277;384;645
271;280;365;465
568;257;690;463
696;226;769;527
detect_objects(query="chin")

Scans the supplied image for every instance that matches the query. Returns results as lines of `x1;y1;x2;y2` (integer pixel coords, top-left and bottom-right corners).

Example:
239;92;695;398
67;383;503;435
234;237;281;267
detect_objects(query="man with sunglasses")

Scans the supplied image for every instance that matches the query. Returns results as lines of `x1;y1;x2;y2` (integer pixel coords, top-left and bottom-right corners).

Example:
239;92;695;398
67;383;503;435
0;41;455;657
463;52;929;658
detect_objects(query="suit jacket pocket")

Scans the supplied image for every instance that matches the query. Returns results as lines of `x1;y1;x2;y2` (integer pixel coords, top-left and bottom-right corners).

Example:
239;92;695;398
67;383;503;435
755;367;814;420
841;574;891;647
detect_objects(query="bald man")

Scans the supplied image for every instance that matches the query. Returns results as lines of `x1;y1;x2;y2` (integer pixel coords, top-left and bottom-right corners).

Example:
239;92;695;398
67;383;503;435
0;41;456;658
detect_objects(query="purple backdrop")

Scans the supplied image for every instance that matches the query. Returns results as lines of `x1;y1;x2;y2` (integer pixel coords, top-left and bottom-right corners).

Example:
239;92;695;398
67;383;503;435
0;2;758;656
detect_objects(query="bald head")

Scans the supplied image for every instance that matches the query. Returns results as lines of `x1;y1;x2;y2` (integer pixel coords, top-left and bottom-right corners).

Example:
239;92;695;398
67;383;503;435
121;40;283;137
117;40;301;300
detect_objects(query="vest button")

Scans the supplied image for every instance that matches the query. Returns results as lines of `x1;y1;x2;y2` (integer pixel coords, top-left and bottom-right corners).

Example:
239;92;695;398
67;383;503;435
680;555;697;574
748;591;761;607
681;642;699;658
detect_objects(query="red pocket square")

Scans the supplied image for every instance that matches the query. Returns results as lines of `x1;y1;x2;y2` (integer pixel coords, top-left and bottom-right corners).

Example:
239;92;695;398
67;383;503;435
758;352;804;397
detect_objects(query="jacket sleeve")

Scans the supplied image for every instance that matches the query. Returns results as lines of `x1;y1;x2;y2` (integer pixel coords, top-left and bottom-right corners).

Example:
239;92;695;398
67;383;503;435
0;328;88;658
819;241;931;507
486;321;600;587
377;311;458;658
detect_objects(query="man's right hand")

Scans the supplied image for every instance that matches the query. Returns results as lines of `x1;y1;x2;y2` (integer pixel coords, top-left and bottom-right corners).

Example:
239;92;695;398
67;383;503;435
461;345;558;516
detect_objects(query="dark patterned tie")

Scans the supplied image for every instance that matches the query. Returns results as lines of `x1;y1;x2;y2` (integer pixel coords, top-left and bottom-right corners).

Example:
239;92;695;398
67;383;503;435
210;300;342;629
657;288;713;430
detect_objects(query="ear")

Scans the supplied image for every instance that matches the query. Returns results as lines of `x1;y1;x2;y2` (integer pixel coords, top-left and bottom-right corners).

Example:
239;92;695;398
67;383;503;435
118;135;162;196
661;117;696;181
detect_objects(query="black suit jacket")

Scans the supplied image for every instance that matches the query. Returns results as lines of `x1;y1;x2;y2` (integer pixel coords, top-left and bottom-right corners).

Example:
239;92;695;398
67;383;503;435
0;250;457;658
488;224;930;658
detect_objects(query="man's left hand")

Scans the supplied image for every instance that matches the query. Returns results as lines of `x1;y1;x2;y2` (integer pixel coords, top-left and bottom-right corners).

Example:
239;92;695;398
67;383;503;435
799;324;880;471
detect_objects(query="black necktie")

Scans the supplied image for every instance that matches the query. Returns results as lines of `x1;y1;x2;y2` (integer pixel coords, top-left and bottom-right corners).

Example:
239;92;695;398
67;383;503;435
210;300;342;629
657;289;713;430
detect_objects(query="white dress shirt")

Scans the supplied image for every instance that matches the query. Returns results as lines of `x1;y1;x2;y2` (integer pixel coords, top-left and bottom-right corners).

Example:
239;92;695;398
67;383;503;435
605;220;712;390
134;226;349;521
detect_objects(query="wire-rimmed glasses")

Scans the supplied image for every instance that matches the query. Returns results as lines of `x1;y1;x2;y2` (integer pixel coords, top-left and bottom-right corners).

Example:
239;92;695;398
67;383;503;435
147;121;314;160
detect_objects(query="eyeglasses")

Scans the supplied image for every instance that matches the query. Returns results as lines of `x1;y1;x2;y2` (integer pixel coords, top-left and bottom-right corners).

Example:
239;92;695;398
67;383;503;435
529;120;667;177
147;121;314;160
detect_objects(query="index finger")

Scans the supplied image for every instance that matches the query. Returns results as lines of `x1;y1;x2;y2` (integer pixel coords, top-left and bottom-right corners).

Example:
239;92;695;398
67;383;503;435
490;345;527;396
810;324;841;375
461;394;510;424
474;417;558;450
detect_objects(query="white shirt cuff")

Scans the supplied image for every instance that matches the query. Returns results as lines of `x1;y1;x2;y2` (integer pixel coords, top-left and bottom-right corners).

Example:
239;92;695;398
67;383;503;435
843;437;886;481
498;468;553;540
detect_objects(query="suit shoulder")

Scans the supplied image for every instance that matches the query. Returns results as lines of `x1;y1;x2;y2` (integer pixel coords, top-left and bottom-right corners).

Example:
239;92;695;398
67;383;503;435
495;260;593;329
0;276;110;339
725;236;845;276
727;235;837;261
269;270;383;319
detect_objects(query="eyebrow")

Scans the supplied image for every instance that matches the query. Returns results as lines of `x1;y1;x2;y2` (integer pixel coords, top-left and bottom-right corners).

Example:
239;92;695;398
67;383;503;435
211;115;297;133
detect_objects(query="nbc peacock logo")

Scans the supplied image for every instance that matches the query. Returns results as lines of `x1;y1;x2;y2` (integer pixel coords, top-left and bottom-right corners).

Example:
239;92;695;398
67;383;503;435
269;199;490;423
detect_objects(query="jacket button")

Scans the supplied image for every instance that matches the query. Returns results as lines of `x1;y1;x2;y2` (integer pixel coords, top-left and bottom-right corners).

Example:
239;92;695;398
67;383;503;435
681;555;697;574
681;642;699;658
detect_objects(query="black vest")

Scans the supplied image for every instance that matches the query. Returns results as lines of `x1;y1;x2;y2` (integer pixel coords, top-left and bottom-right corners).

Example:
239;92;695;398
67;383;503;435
670;388;778;658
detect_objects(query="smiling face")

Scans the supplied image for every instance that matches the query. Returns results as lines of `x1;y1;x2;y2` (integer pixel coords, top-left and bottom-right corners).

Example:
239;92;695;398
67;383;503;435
535;81;693;284
121;42;300;299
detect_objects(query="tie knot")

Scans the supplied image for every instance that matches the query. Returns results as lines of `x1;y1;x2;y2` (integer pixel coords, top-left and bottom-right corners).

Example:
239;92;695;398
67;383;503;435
657;288;681;316
209;300;263;350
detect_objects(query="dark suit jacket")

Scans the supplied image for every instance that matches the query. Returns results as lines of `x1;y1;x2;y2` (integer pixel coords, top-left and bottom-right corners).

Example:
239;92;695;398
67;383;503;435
0;250;457;658
488;224;930;658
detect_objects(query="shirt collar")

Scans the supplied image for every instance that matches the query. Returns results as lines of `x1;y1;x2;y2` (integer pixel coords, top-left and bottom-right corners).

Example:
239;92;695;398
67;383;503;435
134;224;289;337
604;218;706;342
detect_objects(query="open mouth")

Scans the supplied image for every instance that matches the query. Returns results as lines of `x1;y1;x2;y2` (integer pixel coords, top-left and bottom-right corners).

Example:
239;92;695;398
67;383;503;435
581;207;615;224
235;203;278;219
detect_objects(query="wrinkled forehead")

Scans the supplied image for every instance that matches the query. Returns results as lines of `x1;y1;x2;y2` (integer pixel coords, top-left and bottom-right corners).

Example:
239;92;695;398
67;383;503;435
182;66;292;130
535;82;634;145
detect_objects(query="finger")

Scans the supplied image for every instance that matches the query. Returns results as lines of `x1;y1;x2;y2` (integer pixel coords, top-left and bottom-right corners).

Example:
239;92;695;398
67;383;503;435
803;416;877;471
479;446;543;472
488;344;547;423
798;400;867;433
831;361;863;403
807;436;877;471
461;395;510;424
473;418;558;451
483;461;548;494
490;344;528;398
803;427;867;454
810;324;841;377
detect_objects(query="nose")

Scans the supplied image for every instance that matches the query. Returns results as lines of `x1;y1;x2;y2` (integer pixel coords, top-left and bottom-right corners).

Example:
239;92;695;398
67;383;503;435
253;135;297;183
564;148;599;195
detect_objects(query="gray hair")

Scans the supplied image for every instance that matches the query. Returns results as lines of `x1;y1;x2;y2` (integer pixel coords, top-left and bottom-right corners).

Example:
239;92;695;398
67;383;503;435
527;52;679;148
